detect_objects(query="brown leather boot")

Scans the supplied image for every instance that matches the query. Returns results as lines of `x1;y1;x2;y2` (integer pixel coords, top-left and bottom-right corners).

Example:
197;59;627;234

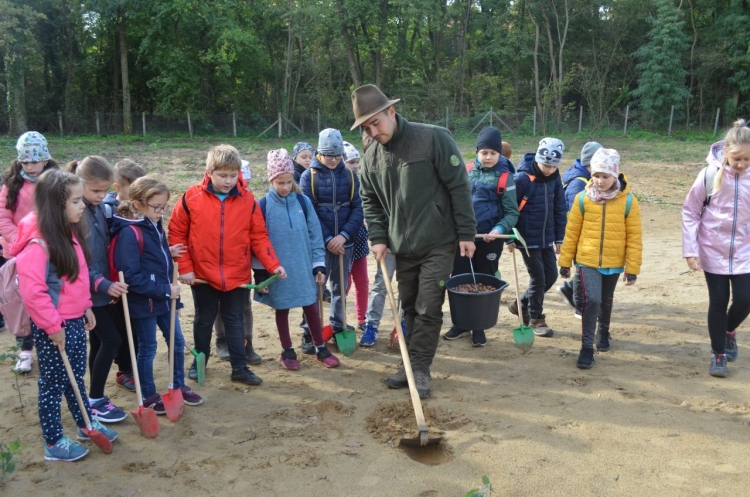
530;315;553;337
508;300;530;326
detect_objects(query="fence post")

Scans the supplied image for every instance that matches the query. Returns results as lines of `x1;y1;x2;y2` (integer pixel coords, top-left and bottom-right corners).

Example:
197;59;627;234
187;112;193;138
317;109;321;134
95;112;100;135
714;108;721;137
489;107;493;128
58;112;63;136
668;105;675;135
142;112;146;137
623;105;630;136
232;112;237;138
533;107;537;136
277;112;282;138
578;106;583;133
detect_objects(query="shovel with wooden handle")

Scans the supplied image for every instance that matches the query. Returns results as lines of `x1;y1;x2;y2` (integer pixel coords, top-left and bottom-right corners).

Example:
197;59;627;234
333;253;357;355
162;265;184;422
119;271;160;438
510;250;534;351
379;256;442;447
475;227;530;256
59;349;113;454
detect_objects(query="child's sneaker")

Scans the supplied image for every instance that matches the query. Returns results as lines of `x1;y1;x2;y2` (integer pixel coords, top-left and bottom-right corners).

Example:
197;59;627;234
557;283;575;308
443;326;470;340
44;436;89;462
709;353;728;378
576;347;595;369
116;371;136;392
323;288;332;303
143;393;166;415
726;332;738;362
279;348;300;370
357;321;366;331
180;385;204;405
231;367;263;386
596;331;611;352
90;397;127;423
315;347;340;368
77;420;118;442
300;332;315;355
530;316;553;337
14;350;33;373
471;330;487;347
360;323;378;347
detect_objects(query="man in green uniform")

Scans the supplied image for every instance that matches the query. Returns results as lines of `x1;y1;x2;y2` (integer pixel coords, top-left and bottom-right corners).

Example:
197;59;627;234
351;84;476;398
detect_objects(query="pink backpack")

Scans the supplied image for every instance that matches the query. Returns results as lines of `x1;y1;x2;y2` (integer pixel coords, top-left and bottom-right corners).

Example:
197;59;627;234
0;238;54;337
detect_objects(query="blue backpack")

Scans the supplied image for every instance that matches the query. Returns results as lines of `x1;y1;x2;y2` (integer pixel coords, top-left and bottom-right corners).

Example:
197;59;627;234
258;194;309;223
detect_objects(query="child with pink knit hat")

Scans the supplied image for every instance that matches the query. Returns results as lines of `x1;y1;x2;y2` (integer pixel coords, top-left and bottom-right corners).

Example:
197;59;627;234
254;149;340;369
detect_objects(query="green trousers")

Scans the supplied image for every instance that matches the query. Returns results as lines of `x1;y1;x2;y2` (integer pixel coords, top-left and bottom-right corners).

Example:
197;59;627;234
396;243;455;373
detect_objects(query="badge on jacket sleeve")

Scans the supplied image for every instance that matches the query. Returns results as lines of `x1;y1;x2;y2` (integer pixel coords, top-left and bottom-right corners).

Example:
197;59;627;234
450;155;461;167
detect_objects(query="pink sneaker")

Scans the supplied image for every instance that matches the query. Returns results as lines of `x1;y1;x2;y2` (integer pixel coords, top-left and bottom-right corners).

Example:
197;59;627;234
315;347;340;368
279;349;300;371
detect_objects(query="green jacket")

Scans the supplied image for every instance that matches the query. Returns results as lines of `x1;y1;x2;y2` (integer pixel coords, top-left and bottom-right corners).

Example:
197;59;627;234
360;114;476;258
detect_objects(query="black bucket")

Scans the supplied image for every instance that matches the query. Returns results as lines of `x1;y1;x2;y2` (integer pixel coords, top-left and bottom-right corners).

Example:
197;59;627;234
446;274;509;331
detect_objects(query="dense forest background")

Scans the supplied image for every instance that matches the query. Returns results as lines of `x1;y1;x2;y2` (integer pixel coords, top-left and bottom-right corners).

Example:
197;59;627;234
1;0;748;136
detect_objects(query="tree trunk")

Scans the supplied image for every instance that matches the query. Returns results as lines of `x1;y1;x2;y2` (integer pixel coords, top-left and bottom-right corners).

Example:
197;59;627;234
531;16;541;125
542;8;559;131
456;0;471;115
5;41;28;135
283;0;294;121
337;0;360;87
118;8;132;136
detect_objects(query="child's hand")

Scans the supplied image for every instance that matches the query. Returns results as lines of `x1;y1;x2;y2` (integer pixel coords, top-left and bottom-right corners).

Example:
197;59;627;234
179;272;196;285
685;257;701;271
170;284;181;299
483;229;502;243
315;272;326;284
554;243;561;255
559;267;570;279
84;308;96;331
506;242;515;253
107;281;128;297
622;273;637;286
327;235;346;255
169;244;187;257
49;329;65;349
274;266;288;279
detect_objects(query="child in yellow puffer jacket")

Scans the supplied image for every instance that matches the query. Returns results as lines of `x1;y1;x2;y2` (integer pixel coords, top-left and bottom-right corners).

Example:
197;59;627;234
558;148;643;369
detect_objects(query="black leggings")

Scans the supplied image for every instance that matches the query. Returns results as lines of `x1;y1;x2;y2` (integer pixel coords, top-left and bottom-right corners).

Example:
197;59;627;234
88;306;122;399
704;271;750;354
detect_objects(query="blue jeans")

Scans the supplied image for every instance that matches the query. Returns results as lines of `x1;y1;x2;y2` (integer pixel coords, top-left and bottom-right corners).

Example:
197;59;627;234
131;311;185;398
365;251;397;328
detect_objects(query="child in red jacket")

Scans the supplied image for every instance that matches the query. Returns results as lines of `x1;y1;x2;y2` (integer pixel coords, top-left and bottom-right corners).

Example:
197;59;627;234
169;144;287;386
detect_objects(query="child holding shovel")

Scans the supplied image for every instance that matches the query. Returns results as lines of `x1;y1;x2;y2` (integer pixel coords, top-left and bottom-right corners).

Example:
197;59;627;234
112;175;204;412
558;148;642;369
169;144;286;386
254;149;340;369
443;126;519;347
12;170;117;461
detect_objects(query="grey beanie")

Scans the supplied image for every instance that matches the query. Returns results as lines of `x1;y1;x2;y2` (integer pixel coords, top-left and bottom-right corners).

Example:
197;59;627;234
580;142;603;167
317;128;344;156
535;137;565;167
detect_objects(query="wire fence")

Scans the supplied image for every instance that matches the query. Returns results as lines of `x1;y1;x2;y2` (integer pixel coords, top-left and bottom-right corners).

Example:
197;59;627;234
0;105;732;139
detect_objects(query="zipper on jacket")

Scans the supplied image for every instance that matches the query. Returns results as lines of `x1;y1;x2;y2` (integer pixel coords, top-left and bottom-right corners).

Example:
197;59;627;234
219;200;226;290
599;202;607;268
392;151;414;256
149;298;153;313
331;169;339;236
542;183;549;246
285;196;293;228
729;172;739;274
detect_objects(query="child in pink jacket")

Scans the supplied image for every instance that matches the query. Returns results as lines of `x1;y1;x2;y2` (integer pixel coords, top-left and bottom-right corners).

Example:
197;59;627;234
0;131;59;370
682;119;750;378
12;170;116;462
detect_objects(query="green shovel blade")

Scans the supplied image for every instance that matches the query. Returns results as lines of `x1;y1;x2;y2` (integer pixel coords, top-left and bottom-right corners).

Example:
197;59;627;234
334;327;357;356
190;349;206;386
513;324;535;352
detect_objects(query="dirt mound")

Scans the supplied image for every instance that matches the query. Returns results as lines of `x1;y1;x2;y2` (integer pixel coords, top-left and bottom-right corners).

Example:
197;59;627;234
365;401;472;444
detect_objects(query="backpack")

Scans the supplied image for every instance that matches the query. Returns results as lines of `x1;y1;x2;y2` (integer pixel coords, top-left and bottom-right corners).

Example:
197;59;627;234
576;191;633;217
703;165;720;208
108;225;144;282
465;163;510;196
517;173;538;212
309;167;355;206
0;239;61;337
258;194;309;223
563;176;588;191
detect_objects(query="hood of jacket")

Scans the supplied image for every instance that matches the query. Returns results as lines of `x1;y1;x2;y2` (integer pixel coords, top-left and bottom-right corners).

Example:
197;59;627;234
707;140;725;169
562;159;591;184
8;211;43;257
471;155;516;175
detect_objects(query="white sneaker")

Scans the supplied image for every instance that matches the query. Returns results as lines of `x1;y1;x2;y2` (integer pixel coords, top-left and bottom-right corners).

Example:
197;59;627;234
14;351;33;373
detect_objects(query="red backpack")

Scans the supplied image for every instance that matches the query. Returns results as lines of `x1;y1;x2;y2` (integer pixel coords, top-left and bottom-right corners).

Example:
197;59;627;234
108;225;144;282
0;239;51;337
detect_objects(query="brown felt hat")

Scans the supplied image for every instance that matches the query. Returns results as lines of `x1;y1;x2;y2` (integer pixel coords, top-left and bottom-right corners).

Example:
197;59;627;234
350;85;401;131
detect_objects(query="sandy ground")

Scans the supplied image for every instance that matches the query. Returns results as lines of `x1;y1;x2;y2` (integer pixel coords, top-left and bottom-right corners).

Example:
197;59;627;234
2;146;750;496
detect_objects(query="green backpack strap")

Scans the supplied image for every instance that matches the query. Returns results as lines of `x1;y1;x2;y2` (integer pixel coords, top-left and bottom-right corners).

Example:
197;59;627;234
578;191;632;217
